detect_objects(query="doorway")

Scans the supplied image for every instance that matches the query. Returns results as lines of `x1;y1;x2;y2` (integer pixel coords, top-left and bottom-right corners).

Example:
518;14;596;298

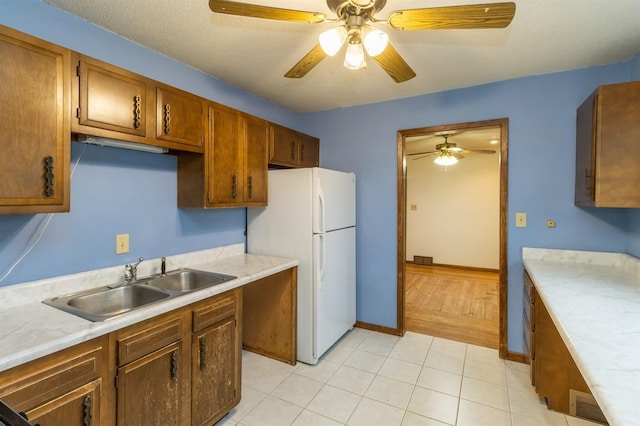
396;118;509;358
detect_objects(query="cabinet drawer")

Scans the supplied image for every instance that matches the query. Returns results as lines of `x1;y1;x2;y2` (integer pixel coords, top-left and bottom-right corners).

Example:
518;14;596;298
523;271;534;304
118;317;183;366
0;337;105;413
193;294;236;332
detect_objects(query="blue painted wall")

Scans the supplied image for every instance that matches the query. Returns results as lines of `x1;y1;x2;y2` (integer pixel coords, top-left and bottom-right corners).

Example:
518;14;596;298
0;0;302;285
302;61;638;352
1;1;638;353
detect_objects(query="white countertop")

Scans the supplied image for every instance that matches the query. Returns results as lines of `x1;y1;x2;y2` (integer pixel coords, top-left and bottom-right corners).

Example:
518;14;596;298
522;248;640;426
0;243;297;372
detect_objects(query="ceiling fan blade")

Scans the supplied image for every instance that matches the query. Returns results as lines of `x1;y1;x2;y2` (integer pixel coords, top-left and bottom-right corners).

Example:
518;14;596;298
460;149;496;154
209;0;326;23
411;154;436;161
388;2;516;31
284;44;327;78
407;151;438;156
372;43;416;83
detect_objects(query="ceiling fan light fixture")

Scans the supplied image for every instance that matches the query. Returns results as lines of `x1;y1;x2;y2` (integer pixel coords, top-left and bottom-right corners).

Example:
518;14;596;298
362;26;388;56
319;26;348;56
434;153;458;166
344;38;366;69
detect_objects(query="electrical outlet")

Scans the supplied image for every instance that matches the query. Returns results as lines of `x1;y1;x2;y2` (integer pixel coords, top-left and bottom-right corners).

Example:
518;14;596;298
515;212;527;228
116;234;129;254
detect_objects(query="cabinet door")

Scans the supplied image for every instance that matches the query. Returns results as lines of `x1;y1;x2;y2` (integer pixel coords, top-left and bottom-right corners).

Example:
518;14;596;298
575;90;598;205
192;316;239;426
244;115;268;205
76;58;147;137
297;133;319;167
26;379;101;426
156;86;205;150
575;82;640;207
269;124;298;166
208;105;242;206
117;341;184;426
0;25;70;214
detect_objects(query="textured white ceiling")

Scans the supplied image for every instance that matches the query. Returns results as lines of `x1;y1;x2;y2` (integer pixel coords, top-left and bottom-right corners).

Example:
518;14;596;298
43;0;640;113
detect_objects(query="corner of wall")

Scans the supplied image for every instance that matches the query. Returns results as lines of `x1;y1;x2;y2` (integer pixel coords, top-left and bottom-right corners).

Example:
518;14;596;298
631;52;640;80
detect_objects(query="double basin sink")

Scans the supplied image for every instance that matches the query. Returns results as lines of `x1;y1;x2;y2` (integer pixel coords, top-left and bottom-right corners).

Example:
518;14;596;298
43;269;236;322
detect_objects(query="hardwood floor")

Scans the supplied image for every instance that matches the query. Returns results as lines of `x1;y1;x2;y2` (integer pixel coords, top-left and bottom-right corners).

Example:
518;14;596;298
405;263;499;349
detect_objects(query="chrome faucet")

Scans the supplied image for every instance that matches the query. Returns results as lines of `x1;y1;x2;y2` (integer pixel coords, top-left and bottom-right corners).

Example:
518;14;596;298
124;257;144;284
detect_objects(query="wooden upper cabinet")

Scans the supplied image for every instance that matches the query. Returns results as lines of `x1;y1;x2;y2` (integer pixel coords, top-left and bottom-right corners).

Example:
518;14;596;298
71;54;205;153
208;105;242;206
297;132;320;167
177;103;267;208
74;56;148;138
268;123;319;168
575;81;640;207
0;25;70;214
244;114;269;205
156;85;206;150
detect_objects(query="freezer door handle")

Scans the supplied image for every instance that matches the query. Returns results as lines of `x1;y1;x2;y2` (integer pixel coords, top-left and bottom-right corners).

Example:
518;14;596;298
317;234;326;291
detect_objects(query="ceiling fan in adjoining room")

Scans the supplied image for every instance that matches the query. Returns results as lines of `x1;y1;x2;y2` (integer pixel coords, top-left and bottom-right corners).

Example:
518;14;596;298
209;0;516;82
407;134;496;166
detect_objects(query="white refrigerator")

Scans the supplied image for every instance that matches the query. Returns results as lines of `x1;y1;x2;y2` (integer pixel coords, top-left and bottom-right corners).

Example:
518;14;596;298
247;167;356;364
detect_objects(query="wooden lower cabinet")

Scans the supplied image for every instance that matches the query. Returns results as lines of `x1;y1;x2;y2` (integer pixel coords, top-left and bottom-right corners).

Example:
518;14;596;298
28;379;101;426
0;288;244;426
116;341;185;426
191;290;241;426
0;336;109;426
524;270;607;423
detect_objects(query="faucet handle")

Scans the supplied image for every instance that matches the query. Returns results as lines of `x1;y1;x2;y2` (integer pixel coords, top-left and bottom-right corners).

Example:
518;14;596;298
124;257;144;283
161;257;166;276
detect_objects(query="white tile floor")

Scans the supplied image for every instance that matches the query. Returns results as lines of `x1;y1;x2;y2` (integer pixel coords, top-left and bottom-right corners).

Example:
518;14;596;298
216;329;603;426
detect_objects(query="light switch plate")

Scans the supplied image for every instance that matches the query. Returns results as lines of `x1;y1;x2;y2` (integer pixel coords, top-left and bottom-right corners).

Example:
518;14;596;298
515;213;527;228
116;234;129;254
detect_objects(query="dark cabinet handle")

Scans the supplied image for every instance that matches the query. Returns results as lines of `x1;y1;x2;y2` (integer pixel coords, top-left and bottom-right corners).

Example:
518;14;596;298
164;103;171;134
231;175;237;199
171;350;178;379
43;156;54;197
199;337;206;371
300;144;305;162
133;95;141;129
83;396;92;426
290;141;296;160
247;176;253;199
584;168;592;197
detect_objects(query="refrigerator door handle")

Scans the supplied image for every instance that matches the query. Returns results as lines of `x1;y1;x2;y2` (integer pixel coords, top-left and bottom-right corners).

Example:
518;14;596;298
317;182;326;234
317;234;326;291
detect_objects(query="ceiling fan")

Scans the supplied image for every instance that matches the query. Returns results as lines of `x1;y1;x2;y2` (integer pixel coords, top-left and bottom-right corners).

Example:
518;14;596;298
209;0;516;82
407;134;496;166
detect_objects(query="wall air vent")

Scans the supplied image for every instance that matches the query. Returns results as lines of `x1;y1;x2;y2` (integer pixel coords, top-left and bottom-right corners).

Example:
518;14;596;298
570;390;608;424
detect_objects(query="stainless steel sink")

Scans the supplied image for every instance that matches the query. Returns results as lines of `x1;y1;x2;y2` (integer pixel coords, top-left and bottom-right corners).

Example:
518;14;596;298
142;268;236;293
44;285;171;322
43;268;236;322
